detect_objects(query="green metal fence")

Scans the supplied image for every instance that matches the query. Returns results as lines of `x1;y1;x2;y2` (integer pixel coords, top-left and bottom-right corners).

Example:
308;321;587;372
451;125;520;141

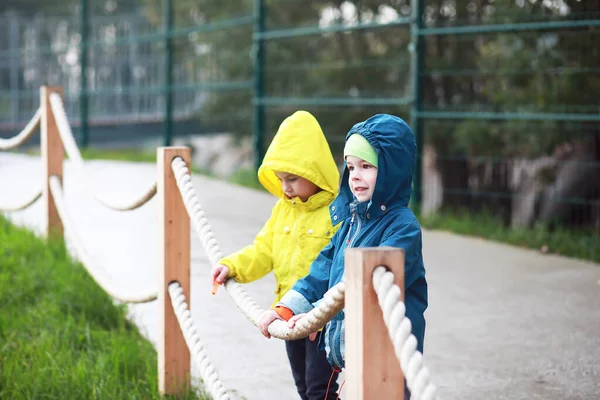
416;2;600;243
1;0;599;248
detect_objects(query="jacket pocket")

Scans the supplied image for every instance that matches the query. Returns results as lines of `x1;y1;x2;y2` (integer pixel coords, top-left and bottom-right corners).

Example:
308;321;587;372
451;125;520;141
302;226;334;254
271;225;292;264
307;226;334;240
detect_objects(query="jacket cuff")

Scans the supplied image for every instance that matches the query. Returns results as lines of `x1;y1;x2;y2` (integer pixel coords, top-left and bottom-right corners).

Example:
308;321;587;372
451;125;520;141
274;306;294;321
278;289;314;315
218;258;236;278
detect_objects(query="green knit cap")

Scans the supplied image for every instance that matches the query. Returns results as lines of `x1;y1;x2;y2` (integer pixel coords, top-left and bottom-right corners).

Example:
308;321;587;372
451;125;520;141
343;134;378;167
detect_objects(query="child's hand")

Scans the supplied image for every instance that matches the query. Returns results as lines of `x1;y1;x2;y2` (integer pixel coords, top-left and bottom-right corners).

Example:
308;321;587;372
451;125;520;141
287;313;306;328
258;310;282;338
288;314;318;341
211;264;230;284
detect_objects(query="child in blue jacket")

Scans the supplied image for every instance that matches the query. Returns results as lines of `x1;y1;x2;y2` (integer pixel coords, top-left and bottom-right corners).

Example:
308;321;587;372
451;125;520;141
259;114;428;398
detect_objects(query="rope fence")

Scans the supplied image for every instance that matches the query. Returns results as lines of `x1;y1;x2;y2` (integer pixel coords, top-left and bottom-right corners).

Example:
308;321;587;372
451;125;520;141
168;282;230;400
49;175;158;303
49;92;157;212
0;85;439;400
0;108;41;150
373;267;438;400
0;189;42;212
0;107;43;212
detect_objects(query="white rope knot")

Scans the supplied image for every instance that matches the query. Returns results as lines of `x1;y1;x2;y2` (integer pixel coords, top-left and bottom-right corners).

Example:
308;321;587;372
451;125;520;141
372;266;439;400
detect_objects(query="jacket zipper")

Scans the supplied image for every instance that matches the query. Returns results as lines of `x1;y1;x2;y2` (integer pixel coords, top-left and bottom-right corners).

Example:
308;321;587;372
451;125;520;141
348;214;361;248
331;209;362;367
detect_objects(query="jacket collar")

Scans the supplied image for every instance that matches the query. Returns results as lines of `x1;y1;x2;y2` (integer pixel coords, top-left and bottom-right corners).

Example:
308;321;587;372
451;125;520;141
284;190;333;212
330;193;399;224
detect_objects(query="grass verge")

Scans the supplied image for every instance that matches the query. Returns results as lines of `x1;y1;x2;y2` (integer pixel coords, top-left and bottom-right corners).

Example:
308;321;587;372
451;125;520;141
79;147;157;163
419;210;599;263
0;215;205;399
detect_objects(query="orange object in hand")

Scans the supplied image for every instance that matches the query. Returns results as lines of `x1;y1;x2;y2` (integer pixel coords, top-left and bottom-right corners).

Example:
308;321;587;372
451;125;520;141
212;280;220;295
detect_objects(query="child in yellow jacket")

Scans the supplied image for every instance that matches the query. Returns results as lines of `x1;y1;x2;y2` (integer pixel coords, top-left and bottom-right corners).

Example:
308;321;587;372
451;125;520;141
211;110;342;400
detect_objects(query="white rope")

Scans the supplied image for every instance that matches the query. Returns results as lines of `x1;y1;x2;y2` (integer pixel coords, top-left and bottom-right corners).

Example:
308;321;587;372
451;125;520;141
171;156;345;340
373;267;439;400
0;108;41;150
48;93;157;211
0;189;41;211
49;175;158;303
168;282;230;400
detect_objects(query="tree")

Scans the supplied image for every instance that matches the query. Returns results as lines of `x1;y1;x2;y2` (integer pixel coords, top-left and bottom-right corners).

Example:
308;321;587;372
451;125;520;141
422;0;599;230
139;0;413;158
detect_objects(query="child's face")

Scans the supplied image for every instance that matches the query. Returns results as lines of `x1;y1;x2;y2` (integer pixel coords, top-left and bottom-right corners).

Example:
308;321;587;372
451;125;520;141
274;171;320;202
346;155;378;203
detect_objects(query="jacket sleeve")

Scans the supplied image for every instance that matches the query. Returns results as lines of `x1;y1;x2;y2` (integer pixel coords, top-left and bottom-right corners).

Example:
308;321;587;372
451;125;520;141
277;234;337;315
218;208;276;283
380;216;428;354
380;218;425;290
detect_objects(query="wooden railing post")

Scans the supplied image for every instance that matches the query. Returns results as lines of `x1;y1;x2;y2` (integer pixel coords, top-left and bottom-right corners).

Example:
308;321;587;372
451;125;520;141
345;247;406;399
40;86;64;239
157;146;191;395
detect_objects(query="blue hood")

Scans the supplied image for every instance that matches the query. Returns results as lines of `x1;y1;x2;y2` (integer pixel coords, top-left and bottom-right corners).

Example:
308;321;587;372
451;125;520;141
332;114;417;220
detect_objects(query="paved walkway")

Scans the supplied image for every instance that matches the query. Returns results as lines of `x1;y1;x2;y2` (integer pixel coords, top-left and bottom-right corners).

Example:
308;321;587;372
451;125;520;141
1;152;599;400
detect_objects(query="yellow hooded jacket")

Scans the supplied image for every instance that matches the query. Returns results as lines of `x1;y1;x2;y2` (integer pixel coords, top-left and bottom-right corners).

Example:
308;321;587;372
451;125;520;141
218;111;341;307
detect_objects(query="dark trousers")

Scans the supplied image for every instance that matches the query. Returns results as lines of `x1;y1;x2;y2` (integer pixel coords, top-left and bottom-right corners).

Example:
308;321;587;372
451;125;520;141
285;332;339;400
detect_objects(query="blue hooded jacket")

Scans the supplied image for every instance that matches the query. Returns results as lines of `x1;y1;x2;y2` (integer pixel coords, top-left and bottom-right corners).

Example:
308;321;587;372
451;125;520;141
278;114;428;368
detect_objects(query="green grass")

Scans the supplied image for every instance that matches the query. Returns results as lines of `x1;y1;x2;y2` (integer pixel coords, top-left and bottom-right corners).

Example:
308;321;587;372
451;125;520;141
228;168;264;191
81;148;218;178
0;215;206;399
25;147;157;164
79;147;157;163
419;210;600;263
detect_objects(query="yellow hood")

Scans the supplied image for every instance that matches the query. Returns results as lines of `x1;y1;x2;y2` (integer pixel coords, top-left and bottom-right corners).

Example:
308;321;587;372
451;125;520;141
258;111;339;202
220;111;341;306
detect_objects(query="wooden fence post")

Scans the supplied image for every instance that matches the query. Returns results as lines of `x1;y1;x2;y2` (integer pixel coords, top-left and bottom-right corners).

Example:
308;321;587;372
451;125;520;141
157;146;191;395
345;247;406;399
40;86;64;239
